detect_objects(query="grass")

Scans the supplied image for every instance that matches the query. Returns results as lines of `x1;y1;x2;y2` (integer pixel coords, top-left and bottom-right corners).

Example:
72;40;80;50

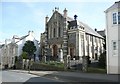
45;61;64;68
87;67;107;74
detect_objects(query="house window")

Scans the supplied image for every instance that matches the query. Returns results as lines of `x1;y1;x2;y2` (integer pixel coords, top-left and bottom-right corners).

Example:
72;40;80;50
118;12;120;24
61;44;62;48
113;42;117;50
113;13;117;24
91;46;93;52
90;36;92;41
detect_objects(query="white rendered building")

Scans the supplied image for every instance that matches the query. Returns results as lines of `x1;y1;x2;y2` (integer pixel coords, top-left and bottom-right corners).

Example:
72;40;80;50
12;31;40;60
105;1;120;74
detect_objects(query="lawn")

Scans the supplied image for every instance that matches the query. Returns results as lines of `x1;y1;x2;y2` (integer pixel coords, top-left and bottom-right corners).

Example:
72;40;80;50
87;67;107;74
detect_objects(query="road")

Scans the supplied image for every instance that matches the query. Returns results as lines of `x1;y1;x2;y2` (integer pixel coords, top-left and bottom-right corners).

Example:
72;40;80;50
1;70;65;84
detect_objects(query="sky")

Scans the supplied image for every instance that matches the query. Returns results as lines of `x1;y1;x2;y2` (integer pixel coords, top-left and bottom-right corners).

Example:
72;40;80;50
0;0;117;43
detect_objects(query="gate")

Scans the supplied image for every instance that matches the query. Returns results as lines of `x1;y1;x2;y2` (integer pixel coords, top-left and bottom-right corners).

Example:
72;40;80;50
68;57;83;70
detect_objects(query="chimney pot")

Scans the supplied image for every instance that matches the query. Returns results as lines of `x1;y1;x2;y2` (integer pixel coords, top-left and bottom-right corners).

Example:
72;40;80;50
95;28;97;31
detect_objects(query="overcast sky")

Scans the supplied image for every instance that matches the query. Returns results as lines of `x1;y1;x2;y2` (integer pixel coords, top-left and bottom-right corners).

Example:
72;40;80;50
0;0;116;43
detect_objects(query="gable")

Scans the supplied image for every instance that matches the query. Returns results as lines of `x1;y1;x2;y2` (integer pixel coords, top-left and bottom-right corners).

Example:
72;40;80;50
47;11;64;25
105;1;120;13
46;10;103;38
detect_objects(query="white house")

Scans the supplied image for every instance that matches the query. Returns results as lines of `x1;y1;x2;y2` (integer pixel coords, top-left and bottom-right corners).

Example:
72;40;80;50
0;39;18;68
12;31;40;61
105;1;120;74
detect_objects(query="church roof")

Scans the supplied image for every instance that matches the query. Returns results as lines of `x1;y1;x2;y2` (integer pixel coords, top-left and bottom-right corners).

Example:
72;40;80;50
47;10;103;38
65;15;103;38
79;21;103;38
20;35;29;40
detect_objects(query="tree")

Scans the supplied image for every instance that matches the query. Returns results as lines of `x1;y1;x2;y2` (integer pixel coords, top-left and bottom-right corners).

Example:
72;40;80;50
21;52;28;59
22;41;36;71
98;51;106;69
22;41;36;59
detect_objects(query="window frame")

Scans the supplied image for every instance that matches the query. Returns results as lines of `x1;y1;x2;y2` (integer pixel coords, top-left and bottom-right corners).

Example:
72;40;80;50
112;12;117;24
113;41;117;50
118;12;120;24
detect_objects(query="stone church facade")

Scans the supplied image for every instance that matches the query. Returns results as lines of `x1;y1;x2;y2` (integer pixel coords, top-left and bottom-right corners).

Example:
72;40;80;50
40;8;104;61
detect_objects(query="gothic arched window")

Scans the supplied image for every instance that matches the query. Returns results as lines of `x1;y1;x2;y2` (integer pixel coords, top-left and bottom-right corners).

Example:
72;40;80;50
54;28;55;37
58;27;61;37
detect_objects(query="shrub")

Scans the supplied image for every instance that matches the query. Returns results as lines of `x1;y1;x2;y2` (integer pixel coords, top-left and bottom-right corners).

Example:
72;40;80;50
15;56;18;63
21;52;28;59
98;51;106;68
30;62;64;71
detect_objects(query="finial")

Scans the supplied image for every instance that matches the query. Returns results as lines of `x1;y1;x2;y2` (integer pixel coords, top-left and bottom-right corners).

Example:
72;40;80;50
74;15;78;20
64;8;67;12
55;7;59;11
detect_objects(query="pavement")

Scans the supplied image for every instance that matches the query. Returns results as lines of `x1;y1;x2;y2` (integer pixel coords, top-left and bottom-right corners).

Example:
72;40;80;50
1;70;64;83
7;70;119;82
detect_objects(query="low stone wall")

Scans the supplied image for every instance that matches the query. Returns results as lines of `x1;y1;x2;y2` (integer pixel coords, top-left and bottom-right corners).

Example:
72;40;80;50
15;62;22;69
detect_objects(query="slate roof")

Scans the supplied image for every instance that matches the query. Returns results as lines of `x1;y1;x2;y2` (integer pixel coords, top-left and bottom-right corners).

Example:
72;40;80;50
15;35;29;43
65;15;103;38
105;1;120;13
79;21;103;38
97;30;106;37
47;10;103;38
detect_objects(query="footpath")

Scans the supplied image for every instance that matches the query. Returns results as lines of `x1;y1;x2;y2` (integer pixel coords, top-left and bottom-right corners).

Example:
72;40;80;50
8;70;119;82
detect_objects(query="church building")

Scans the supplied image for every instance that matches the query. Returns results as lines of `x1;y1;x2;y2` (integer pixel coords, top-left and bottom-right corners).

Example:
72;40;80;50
40;8;104;62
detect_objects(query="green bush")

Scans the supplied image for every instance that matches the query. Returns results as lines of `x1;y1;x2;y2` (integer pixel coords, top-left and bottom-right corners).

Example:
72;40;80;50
98;51;106;68
15;56;18;63
21;52;28;59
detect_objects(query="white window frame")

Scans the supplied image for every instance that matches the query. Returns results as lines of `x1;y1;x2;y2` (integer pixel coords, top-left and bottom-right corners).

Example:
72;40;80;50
112;40;118;56
118;12;120;24
112;12;117;24
112;12;120;25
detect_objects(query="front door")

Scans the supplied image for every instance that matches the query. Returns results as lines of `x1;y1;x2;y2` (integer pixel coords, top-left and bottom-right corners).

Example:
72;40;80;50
53;45;58;60
70;48;74;59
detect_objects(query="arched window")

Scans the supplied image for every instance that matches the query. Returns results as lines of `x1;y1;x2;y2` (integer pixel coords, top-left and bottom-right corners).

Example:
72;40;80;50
53;28;55;37
58;27;61;37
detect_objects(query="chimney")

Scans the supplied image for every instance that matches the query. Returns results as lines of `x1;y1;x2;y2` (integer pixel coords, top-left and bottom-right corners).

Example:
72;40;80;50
45;15;49;25
115;1;120;4
95;28;97;31
63;8;67;18
28;31;34;36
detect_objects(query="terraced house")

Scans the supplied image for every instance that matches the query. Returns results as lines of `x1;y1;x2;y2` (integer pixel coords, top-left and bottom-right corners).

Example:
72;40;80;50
1;31;40;69
40;8;104;62
105;1;120;74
